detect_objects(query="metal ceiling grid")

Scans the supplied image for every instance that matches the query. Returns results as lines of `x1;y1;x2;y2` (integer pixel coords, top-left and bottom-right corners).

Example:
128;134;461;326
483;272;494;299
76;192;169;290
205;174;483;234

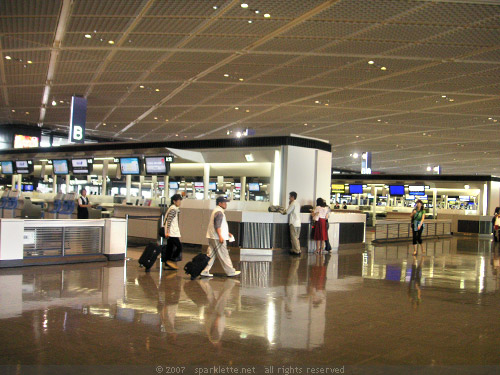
356;24;456;43
144;0;222;17
385;44;480;60
124;34;186;49
431;27;500;47
0;0;61;15
322;40;406;55
254;37;335;53
104;108;152;123
90;83;133;95
462;83;500;95
97;70;144;83
173;107;235;123
282;20;374;39
201;19;290;37
49;85;89;96
462;49;500;62
1;33;54;50
223;0;328;19
6;74;47;87
133;17;206;34
0;15;58;34
66;16;135;33
182;35;260;50
397;2;497;25
4;61;47;78
71;0;149;16
63;32;125;47
52;72;96;85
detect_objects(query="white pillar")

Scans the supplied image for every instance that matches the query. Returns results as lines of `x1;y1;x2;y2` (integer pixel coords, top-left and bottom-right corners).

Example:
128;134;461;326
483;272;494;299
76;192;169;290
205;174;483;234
65;175;70;193
432;188;437;218
126;175;132;202
241;176;246;202
11;175;16;189
203;164;210;200
151;176;157;199
372;187;378;226
138;175;144;198
102;160;108;196
52;175;57;193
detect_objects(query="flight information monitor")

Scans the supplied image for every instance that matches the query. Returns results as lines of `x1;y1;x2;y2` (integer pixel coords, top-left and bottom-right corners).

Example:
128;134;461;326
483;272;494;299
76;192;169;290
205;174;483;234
52;159;69;175
15;160;33;174
208;182;217;191
120;157;141;175
248;182;260;192
1;161;13;174
348;184;363;194
144;156;168;175
389;185;405;196
71;158;92;174
169;181;179;189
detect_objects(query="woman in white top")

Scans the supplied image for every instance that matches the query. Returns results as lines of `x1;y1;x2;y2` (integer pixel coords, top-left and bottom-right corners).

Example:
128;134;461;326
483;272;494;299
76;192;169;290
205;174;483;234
311;198;329;254
163;194;182;270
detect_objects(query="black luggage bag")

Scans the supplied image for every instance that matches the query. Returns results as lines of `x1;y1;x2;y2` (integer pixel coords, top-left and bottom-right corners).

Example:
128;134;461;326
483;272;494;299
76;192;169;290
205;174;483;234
139;242;161;271
184;253;210;280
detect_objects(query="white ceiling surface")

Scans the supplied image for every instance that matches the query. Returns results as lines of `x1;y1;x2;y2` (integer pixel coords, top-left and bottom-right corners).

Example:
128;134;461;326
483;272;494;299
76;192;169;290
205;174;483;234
1;0;500;174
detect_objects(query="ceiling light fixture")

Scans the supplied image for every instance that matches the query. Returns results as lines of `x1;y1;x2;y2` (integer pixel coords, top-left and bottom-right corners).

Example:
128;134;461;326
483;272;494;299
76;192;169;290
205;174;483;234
352;153;359;159
27;60;33;64
223;74;229;77
315;100;320;104
239;78;244;81
51;100;57;106
441;95;447;98
155;88;160;92
264;13;270;18
245;153;254;162
245;109;250;112
213;6;218;9
248;20;253;23
236;131;242;138
139;85;144;88
255;10;260;14
154;117;158;120
368;61;374;64
85;34;92;39
5;56;11;60
380;66;387;71
235;107;239;110
11;109;15;112
108;40;114;45
427;166;432;172
241;3;248;8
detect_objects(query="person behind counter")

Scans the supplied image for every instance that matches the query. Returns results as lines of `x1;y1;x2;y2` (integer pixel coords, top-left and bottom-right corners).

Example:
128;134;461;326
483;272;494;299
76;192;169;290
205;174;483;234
77;189;91;219
163;194;183;270
201;196;241;278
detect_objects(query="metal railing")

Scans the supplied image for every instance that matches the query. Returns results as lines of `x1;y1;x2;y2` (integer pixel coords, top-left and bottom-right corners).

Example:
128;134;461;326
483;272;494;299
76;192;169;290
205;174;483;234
375;219;451;241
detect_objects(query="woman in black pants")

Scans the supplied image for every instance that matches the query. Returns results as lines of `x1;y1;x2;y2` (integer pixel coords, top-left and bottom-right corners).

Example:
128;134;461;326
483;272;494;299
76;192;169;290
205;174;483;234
410;200;426;256
163;194;183;270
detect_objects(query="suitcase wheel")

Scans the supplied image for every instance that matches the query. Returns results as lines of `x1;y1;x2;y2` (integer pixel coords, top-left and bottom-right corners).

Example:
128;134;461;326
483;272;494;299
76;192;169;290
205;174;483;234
191;276;196;280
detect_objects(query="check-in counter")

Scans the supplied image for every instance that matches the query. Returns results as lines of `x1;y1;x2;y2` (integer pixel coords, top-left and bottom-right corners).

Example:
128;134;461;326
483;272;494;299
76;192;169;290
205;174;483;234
437;213;493;235
0;218;127;268
113;203;366;252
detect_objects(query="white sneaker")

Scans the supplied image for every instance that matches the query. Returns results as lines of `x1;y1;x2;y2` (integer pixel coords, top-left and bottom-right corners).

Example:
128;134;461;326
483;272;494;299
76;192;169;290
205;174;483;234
200;272;213;277
228;270;241;277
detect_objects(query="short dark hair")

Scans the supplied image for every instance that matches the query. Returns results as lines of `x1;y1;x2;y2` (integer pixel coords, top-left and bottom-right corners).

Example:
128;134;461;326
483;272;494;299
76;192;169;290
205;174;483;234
289;191;297;199
171;194;182;205
80;189;86;194
316;197;324;206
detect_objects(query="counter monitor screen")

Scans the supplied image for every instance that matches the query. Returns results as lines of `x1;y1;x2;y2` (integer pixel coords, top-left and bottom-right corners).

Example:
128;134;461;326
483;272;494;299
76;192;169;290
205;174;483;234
120;157;141;175
15;160;32;174
389;185;405;196
349;184;363;194
208;182;217;191
1;161;13;174
145;156;167;175
169;182;179;189
248;182;260;192
71;158;92;174
409;185;425;196
234;183;241;190
331;184;345;193
194;182;204;188
52;159;69;175
22;185;34;191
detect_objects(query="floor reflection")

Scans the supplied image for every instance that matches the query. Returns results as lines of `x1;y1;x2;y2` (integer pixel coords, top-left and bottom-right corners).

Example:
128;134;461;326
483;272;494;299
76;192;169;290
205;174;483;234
1;237;500;365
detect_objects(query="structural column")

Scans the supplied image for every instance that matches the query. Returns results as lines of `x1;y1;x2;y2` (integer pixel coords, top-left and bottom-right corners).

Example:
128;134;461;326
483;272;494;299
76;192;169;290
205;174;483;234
372;187;378;226
52;175;57;193
126;175;132;202
65;175;70;193
241;176;246;202
163;175;169;198
102;160;108;196
432;188;437;218
203;164;210;200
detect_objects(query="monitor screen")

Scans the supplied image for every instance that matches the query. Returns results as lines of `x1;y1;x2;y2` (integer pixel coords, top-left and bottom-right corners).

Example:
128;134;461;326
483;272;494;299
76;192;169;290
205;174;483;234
331;184;345;193
71;158;92;174
13;134;39;148
194;182;204;188
208;182;217;191
52;159;69;175
15;160;32;174
22;184;34;191
408;185;425;196
234;183;241;190
169;182;179;189
144;156;167;175
248;182;260;192
459;196;470;202
1;161;13;174
120;157;141;175
389;185;405;196
349;184;363;194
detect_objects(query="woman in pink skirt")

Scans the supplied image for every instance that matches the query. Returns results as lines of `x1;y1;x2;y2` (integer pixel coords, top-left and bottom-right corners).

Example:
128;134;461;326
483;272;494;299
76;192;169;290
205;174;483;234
312;198;329;253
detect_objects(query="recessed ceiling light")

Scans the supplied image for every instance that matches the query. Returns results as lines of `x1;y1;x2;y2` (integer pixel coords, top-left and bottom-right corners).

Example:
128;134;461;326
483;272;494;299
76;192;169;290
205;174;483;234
223;74;229;77
103;123;106;126
423;133;426;136
165;119;169;122
264;13;270;18
377;119;382;122
315;100;320;104
154;117;158;120
27;60;33;64
59;100;64;103
5;56;11;60
213;5;218;9
139;85;144;88
449;99;454;102
175;134;179;137
304;123;308;126
235;107;239;110
353;153;359;159
11;109;15;112
441;95;447;98
155;88;160;92
255;10;260;14
241;3;248;8
427;166;432;171
51;100;57;106
325;103;329;106
108;40;114;45
239;78;244;81
356;135;359;138
488;117;493;120
368;61;374;64
380;66;387;71
248;20;253;23
245;109;250;112
85;34;92;39
25;111;29;115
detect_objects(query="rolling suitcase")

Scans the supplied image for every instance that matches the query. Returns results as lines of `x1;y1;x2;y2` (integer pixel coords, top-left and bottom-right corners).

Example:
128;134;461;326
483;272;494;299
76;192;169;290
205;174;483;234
184;244;219;280
138;242;161;271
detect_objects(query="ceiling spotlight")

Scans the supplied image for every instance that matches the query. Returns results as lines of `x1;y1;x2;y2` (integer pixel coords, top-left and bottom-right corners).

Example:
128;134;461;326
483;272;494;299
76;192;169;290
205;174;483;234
84;34;92;39
223;74;229;77
248;20;253;23
27;60;33;64
175;134;179;137
11;109;15;112
154;117;158;120
241;3;248;8
236;131;242;138
25;111;29;115
488;117;493;120
213;5;218;9
464;185;470;189
108;40;115;45
255;10;260;14
245;153;254;162
103;123;106;126
380;66;387;71
325;103;329;106
245;109;250;112
315;100;320;104
5;56;11;60
368;61;374;64
227;130;231;135
449;98;454;102
59;100;64;103
352;153;359;159
304;123;308;126
139;85;144;88
441;95;447;98
239;78;244;81
165;119;169;122
235;107;239;110
355;135;359;138
155;88;160;91
51;100;57;106
264;13;270;18
427;166;432;172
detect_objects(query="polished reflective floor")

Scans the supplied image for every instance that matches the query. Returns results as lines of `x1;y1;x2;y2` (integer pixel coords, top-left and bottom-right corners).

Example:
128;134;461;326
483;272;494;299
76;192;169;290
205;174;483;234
1;234;500;368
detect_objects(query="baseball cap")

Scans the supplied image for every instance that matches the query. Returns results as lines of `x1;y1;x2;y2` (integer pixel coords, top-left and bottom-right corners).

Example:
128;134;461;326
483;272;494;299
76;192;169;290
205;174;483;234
216;196;230;204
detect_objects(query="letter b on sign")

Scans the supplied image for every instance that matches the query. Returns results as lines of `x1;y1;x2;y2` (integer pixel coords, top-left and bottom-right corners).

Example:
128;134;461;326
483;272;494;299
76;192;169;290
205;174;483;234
69;96;87;144
73;125;83;141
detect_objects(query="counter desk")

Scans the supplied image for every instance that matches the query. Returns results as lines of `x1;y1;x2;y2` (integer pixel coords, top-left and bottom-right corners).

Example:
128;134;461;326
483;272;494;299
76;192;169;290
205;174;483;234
113;204;366;252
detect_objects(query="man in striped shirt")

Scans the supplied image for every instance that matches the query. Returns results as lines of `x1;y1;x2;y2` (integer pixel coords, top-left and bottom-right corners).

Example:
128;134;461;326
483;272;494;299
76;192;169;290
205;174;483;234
163;194;183;270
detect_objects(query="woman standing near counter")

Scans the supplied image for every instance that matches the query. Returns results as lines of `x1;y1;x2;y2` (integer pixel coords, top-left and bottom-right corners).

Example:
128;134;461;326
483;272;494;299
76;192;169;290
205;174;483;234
410;200;426;256
312;198;329;254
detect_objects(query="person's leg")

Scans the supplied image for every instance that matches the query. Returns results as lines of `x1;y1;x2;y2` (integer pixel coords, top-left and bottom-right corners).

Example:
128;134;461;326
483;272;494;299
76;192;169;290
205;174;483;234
417;229;424;254
289;224;301;254
170;237;183;261
315;240;321;254
215;240;238;276
412;230;418;255
201;239;218;275
163;238;174;264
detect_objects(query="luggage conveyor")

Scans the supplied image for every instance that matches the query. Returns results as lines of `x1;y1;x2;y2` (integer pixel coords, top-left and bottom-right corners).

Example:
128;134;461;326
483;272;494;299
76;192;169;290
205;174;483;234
0;218;127;268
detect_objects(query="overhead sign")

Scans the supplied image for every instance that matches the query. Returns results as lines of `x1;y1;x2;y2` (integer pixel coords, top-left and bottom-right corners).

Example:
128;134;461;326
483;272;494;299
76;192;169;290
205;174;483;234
69;96;87;144
331;184;345;193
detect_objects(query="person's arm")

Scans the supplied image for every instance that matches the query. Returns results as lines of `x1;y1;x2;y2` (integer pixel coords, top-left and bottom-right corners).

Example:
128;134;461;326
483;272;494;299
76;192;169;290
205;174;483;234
418;213;426;230
410;209;416;219
214;212;224;243
165;208;176;237
285;202;294;215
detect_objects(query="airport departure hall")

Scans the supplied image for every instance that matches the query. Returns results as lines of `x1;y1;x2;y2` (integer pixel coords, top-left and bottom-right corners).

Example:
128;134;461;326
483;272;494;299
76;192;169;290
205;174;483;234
1;1;500;374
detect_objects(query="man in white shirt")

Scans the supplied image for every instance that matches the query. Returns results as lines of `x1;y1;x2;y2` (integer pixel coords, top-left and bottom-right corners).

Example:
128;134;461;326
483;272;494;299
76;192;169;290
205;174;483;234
284;191;301;255
201;196;241;277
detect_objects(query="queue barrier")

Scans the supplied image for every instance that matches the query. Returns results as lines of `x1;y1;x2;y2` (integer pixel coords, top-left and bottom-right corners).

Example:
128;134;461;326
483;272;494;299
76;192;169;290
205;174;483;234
374;219;452;242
